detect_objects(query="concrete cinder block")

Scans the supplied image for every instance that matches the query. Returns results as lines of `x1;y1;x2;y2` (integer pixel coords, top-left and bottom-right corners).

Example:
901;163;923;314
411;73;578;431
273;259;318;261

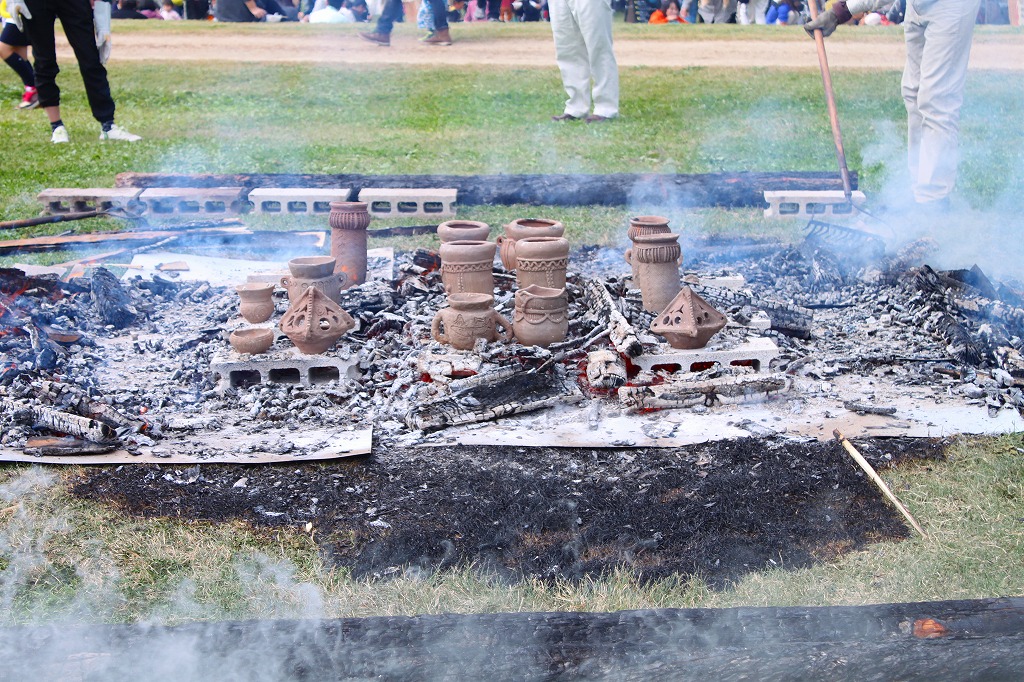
358;188;457;218
210;352;362;392
138;187;247;216
763;190;866;219
37;188;143;215
247;188;352;214
632;337;779;374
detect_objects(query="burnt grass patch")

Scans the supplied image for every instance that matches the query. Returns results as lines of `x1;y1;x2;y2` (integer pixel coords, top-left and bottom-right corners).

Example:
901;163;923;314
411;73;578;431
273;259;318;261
71;437;946;587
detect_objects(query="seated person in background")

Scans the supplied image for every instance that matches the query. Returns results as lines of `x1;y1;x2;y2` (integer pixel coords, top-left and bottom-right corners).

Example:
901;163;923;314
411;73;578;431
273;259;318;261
514;0;543;21
159;0;183;17
346;0;368;20
682;0;734;23
649;0;686;22
304;0;354;21
111;0;150;18
138;0;163;17
765;0;801;24
215;0;292;20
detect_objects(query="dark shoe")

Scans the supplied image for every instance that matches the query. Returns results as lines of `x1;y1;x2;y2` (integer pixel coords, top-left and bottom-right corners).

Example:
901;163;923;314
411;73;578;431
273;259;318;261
585;114;613;124
359;31;391;46
423;28;452;45
551;113;579;121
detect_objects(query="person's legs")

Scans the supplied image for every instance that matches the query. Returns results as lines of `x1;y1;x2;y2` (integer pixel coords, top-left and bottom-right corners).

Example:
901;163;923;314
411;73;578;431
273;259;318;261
574;0;618;118
902;0;981;204
56;0;116;124
427;0;449;30
549;0;591;118
375;0;404;32
22;0;61;109
1;24;36;89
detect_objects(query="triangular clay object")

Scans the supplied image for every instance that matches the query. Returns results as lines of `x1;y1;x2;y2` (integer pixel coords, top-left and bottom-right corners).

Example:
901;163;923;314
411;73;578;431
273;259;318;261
649;287;728;350
279;286;355;354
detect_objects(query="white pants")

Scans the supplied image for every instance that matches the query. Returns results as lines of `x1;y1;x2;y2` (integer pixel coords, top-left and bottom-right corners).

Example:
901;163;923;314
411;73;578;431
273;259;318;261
549;0;619;118
737;0;768;24
902;0;980;203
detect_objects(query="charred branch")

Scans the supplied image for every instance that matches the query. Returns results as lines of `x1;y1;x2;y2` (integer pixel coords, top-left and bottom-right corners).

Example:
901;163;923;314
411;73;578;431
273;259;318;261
91;268;138;329
619;373;789;411
581;278;643;358
5;400;120;443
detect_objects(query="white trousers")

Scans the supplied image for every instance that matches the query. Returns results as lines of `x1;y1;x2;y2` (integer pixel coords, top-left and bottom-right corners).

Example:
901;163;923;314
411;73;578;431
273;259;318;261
902;0;981;203
737;0;768;24
549;0;619;118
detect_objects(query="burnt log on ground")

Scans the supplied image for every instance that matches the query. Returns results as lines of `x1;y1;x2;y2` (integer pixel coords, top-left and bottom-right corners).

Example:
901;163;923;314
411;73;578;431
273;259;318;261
114;172;855;208
90;267;137;329
3;598;1022;681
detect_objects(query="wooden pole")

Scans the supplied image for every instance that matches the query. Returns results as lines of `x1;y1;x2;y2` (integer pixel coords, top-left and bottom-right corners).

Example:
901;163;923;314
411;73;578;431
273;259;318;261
807;1;853;200
833;429;927;538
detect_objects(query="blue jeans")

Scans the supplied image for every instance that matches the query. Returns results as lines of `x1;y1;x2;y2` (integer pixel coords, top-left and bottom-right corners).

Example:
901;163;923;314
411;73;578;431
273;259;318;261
377;0;448;32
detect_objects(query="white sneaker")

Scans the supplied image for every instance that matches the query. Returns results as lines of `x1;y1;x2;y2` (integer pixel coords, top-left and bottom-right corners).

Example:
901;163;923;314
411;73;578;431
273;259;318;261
99;124;142;142
51;125;69;144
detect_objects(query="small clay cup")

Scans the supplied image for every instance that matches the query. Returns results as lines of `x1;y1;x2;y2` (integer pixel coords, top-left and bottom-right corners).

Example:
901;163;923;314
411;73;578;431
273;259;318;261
229;328;274;355
287;256;337;280
514;236;570;290
236;282;276;324
437;220;491;244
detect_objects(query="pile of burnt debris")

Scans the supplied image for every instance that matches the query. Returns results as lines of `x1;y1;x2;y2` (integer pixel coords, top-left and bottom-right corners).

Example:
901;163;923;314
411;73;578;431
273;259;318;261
2;226;1024;457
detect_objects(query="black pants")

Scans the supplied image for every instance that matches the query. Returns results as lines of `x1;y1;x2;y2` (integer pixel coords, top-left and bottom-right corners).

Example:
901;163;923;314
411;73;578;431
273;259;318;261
22;0;115;123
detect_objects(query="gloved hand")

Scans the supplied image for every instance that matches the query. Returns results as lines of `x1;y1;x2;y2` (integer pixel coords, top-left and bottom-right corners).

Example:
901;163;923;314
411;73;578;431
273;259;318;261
94;1;112;65
7;0;32;32
803;0;851;37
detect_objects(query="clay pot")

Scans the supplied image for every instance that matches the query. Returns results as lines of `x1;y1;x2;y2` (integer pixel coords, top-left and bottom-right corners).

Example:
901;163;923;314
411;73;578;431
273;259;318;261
279;287;355;355
650;287;728;349
228;328;274;355
513;236;570;290
280;273;346;305
626;216;671;283
497;218;565;270
625;232;682;313
437;220;491;244
329;201;370;288
235;282;276;324
431;293;512;351
287;256;336;279
439;240;497;295
513;285;568;348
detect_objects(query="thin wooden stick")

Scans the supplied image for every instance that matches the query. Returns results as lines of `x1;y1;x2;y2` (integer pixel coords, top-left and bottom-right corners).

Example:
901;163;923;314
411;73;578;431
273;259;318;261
833;429;927;538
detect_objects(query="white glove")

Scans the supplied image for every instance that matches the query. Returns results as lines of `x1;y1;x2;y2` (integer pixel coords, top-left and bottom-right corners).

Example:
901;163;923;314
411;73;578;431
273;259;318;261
94;1;112;65
7;0;32;32
512;0;522;8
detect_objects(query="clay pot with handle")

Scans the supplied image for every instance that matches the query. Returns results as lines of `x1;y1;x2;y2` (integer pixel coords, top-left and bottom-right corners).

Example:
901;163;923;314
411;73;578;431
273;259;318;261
513;285;568;348
439;240;497;295
431;293;512;350
497;218;565;270
235;282;276;324
624;232;682;314
513;236;570;290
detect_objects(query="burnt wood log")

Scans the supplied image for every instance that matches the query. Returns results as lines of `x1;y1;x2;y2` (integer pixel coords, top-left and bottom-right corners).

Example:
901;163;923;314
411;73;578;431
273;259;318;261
4;400;119;443
2;598;1022;681
581;278;643;358
619;373;790;411
36;380;151;435
90;267;137;329
114;172;856;208
23;436;118;456
407;367;584;431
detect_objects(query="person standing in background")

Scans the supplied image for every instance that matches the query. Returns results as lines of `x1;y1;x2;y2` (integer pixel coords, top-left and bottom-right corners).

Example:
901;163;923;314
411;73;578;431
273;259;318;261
359;0;454;45
805;0;981;208
549;0;619;123
6;0;141;142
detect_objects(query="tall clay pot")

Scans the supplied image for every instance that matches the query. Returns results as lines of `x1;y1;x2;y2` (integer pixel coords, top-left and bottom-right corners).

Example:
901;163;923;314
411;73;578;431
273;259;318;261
431;293;512;350
329;201;370;289
626;215;671;283
514;236;570;290
625;232;682;314
497;218;565;271
439;240;497;295
513;285;568;348
236;282;276;323
281;256;345;304
437;220;491;244
279;287;355;355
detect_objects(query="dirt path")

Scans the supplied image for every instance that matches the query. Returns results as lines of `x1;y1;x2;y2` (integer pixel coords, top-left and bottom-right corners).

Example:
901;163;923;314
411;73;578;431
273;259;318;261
57;29;1024;70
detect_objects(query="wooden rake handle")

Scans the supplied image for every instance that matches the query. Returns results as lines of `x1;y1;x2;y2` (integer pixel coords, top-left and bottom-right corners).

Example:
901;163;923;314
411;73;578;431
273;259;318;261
807;1;853;200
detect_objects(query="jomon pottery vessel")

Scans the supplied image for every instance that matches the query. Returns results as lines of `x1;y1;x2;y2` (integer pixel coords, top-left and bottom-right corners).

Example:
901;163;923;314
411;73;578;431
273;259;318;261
626;216;671;283
235;282;276;324
497;218;565;270
625;232;682;313
650;287;728;349
329;201;371;288
439;240;497;295
512;236;570;290
431;293;512;350
513;285;568;348
281;256;346;305
437;220;491;244
279;287;355;354
228;328;275;355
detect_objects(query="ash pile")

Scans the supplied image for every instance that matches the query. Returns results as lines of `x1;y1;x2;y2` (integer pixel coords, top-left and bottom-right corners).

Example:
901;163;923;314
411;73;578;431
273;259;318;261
2;219;1024;460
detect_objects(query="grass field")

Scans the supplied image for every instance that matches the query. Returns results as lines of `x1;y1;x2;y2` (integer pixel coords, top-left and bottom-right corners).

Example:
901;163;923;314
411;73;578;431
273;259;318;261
1;23;1023;624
